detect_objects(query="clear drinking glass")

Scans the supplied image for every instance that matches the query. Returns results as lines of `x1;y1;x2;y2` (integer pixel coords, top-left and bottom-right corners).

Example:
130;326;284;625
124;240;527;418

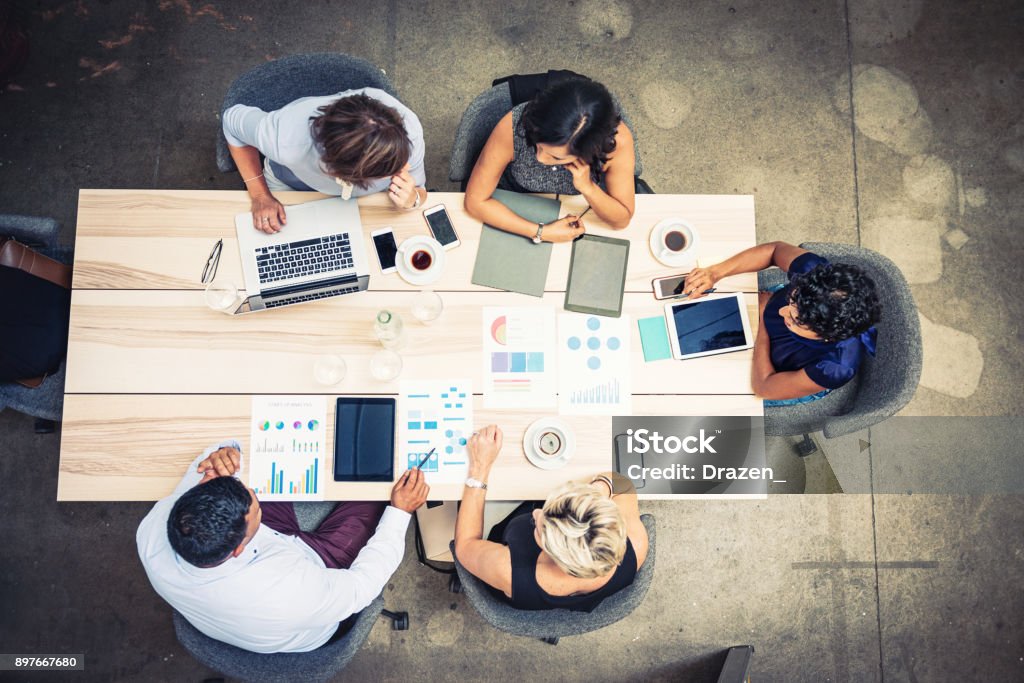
370;349;403;381
313;354;347;386
411;289;443;324
204;280;241;314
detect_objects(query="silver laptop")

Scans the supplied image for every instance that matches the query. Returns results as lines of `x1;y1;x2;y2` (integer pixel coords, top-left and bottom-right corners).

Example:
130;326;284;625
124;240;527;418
231;197;370;314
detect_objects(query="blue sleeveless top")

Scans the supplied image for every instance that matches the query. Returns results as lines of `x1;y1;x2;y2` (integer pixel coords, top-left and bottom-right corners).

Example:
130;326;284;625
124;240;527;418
763;252;877;389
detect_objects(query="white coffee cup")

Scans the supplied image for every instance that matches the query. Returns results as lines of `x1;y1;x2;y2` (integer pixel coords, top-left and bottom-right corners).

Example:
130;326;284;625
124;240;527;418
651;218;700;269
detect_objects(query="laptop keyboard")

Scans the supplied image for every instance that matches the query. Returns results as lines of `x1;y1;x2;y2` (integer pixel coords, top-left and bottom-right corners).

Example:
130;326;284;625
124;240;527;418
255;234;353;285
264;284;362;309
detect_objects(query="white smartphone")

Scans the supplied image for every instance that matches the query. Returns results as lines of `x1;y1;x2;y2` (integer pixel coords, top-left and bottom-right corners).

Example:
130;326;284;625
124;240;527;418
371;227;399;274
651;273;691;300
423;204;461;250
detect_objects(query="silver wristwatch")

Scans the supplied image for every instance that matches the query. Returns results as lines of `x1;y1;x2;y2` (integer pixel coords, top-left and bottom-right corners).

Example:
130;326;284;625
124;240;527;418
531;222;545;244
465;477;488;490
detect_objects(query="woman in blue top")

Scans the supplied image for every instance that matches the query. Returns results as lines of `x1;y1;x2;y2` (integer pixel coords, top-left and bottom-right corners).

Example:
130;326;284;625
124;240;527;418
682;242;881;402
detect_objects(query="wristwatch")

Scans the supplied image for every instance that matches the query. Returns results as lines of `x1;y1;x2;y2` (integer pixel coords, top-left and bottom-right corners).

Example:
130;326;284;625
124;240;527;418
465;477;488;490
531;222;545;244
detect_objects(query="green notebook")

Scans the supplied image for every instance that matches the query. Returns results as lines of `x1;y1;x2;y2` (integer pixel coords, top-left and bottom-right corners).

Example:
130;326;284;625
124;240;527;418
471;189;560;297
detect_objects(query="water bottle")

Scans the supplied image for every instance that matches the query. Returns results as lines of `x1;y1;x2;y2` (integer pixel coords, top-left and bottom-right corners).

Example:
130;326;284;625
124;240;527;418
374;310;405;349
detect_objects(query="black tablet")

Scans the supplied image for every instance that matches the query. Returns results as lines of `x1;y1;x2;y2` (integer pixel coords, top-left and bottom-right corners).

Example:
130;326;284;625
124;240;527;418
564;234;630;317
333;397;396;482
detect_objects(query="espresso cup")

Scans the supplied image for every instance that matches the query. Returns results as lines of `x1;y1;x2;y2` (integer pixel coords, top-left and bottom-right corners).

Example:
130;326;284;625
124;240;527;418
663;229;689;252
402;241;439;273
533;428;565;459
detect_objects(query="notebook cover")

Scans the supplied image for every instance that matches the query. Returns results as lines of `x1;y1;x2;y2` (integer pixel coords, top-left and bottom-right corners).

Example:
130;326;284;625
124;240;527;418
638;315;673;362
470;189;560;297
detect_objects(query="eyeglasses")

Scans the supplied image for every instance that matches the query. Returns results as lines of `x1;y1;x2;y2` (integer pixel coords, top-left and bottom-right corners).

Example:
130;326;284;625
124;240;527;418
201;239;223;284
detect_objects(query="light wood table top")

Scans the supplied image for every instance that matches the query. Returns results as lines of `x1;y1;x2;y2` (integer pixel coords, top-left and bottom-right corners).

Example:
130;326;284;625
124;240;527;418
60;189;762;501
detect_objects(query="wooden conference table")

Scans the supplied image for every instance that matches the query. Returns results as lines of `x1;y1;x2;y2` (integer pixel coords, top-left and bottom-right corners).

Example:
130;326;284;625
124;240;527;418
58;190;762;501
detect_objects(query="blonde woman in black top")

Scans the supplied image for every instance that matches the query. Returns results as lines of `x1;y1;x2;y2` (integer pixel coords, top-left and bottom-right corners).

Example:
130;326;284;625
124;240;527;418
454;425;649;611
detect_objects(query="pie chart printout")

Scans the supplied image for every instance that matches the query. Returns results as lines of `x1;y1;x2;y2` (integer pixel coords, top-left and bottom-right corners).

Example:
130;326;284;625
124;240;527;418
491;316;507;346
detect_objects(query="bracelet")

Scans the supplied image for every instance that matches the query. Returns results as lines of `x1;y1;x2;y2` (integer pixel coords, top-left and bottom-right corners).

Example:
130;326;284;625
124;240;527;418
590;475;614;496
242;173;264;184
403;190;423;211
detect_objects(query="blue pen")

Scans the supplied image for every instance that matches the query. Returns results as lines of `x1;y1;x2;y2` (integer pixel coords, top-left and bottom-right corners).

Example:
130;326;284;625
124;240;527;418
416;447;436;469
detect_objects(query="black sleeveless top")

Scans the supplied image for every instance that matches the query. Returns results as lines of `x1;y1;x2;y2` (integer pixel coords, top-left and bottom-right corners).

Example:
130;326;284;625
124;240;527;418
502;513;637;612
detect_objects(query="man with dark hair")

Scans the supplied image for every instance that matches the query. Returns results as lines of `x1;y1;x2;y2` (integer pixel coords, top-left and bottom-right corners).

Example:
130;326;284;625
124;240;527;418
224;87;428;234
137;440;428;653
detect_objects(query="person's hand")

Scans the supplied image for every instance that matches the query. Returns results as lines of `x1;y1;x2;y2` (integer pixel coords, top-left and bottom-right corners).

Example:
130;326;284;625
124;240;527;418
388;164;419;209
390;467;430;513
565;158;595;193
197;446;242;483
681;265;720;299
251;193;287;233
467;425;503;479
543;216;586;243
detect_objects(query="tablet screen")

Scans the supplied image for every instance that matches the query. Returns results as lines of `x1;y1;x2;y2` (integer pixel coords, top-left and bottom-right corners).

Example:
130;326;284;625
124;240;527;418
669;297;749;355
334;398;395;482
565;236;630;316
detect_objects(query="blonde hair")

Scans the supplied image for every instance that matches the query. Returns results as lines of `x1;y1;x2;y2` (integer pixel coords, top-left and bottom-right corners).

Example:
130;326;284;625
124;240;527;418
536;482;627;579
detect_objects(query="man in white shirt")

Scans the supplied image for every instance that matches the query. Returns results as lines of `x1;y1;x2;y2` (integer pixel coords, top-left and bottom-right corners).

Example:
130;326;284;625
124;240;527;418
137;440;428;653
223;87;429;233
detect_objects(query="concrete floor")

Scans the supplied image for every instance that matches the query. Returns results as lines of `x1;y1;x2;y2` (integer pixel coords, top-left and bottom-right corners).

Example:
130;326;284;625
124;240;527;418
1;0;1022;680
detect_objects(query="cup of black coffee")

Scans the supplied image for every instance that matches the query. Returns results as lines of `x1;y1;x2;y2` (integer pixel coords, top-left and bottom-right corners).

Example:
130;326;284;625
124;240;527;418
411;249;433;271
663;229;688;252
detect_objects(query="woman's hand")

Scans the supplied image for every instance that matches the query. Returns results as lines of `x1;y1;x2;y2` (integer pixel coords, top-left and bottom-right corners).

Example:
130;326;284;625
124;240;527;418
388;164;419;209
542;216;586;243
681;265;720;299
566;158;596;194
467;425;503;479
251;193;287;234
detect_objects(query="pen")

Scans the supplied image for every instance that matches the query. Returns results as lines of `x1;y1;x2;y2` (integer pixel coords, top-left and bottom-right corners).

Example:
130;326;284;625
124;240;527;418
571;205;592;228
416;447;436;469
673;287;717;299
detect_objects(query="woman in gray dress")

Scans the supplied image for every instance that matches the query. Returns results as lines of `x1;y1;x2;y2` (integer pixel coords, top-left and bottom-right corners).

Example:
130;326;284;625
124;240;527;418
464;78;636;243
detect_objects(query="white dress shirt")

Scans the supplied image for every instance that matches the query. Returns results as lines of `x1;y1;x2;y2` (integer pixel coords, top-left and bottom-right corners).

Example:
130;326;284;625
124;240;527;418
136;440;410;653
222;87;427;196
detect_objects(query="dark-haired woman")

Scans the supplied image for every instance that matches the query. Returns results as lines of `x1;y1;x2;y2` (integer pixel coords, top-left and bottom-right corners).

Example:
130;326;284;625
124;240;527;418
683;242;882;403
224;89;427;233
465;78;636;242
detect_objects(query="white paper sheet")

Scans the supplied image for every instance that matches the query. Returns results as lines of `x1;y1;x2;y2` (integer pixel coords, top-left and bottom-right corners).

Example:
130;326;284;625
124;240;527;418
399;380;473;484
248;395;327;501
482;306;558;408
557;313;633;415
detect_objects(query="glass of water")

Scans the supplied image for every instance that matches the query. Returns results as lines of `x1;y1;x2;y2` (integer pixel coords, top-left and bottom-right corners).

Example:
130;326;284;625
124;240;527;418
204;280;241;314
370;349;403;381
313;354;347;386
411;289;444;324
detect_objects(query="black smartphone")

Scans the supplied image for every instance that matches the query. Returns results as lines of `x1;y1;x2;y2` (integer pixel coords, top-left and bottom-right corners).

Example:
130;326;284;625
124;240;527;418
371;228;399;274
333;397;396;482
423;204;461;250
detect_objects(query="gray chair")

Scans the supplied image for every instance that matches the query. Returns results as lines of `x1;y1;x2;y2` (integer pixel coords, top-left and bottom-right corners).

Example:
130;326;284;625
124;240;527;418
172;502;407;683
0;214;71;432
449;514;656;645
759;242;923;455
217;53;398;173
448;79;650;192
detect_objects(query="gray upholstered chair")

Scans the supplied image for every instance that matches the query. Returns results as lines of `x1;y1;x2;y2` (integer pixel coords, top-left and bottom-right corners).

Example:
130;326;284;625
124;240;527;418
216;53;397;173
0;214;71;433
448;78;651;193
172;502;407;683
759;242;922;455
449;513;656;645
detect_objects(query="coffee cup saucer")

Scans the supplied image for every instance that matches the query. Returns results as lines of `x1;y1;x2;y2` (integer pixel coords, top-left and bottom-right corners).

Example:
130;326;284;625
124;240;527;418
396;235;445;285
649;217;700;268
523;417;576;470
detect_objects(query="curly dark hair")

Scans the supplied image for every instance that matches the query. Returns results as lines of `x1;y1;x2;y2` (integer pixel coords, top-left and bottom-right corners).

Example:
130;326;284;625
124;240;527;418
519;78;620;183
788;263;882;343
167;476;252;568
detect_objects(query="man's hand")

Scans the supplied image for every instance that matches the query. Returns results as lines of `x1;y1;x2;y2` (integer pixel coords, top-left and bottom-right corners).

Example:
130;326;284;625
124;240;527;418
390;468;429;513
467;424;503;479
197;446;242;483
388;164;419;209
565;158;595;194
251;193;287;233
681;266;720;299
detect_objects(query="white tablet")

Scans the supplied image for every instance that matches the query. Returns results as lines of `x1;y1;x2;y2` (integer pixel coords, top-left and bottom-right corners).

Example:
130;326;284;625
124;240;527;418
664;293;754;361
